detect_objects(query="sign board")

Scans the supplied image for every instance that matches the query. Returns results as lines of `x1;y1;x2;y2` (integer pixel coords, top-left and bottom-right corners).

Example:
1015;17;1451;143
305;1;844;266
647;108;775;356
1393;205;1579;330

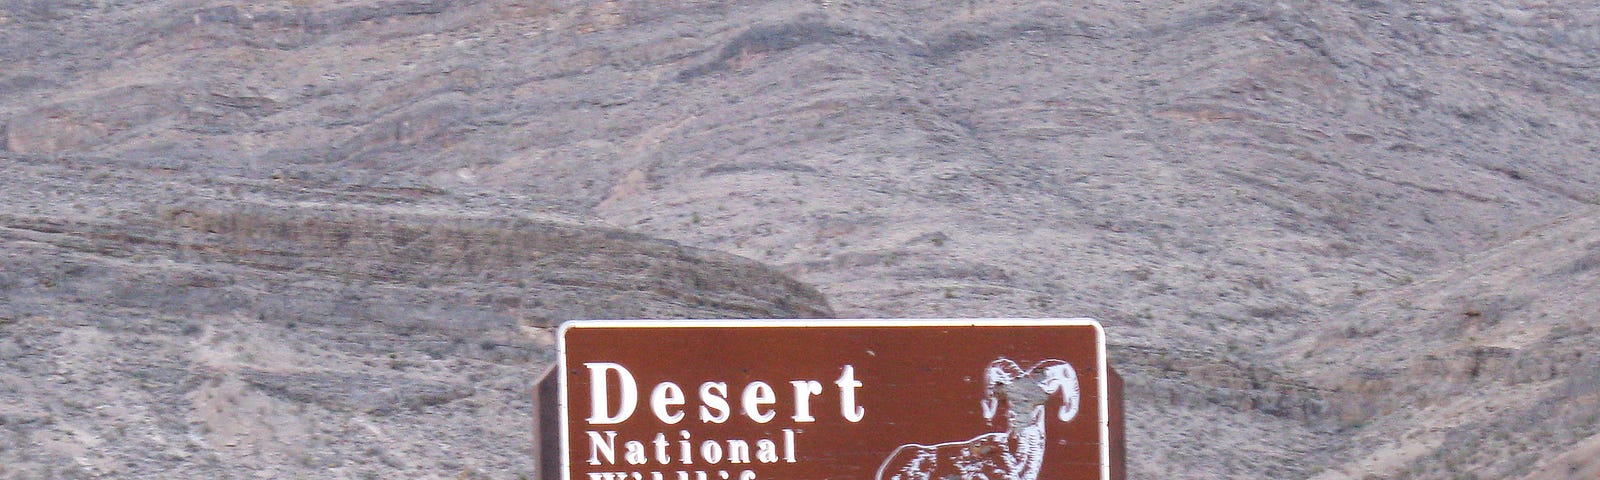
536;319;1124;480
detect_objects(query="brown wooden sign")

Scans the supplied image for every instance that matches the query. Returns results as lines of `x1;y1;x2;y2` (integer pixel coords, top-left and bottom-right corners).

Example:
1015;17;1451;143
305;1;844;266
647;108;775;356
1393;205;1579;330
536;319;1123;480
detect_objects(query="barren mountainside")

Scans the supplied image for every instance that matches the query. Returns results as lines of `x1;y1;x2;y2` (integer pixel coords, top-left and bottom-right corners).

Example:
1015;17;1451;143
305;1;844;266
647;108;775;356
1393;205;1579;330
0;158;831;478
1278;207;1600;480
2;0;1598;478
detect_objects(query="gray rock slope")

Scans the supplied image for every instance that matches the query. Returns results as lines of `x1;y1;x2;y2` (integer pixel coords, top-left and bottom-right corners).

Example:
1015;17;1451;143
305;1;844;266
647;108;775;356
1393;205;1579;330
1274;207;1600;480
3;0;1598;478
0;158;831;478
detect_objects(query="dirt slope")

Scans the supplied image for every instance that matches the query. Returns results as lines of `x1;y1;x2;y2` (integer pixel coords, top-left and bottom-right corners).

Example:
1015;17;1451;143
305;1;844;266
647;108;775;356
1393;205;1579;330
1518;433;1600;480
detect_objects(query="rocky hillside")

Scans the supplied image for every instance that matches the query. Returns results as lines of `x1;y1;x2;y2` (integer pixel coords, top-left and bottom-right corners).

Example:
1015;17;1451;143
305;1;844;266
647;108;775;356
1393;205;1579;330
3;0;1598;478
1276;207;1600;480
0;157;831;478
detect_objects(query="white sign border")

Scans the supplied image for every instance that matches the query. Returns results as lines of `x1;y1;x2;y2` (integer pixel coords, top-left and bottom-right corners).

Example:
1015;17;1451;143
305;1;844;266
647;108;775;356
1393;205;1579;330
555;318;1110;480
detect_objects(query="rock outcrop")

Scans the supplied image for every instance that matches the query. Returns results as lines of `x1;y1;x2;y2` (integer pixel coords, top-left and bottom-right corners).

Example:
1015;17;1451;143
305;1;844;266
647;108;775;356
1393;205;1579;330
1275;208;1600;480
0;157;830;478
3;0;1597;477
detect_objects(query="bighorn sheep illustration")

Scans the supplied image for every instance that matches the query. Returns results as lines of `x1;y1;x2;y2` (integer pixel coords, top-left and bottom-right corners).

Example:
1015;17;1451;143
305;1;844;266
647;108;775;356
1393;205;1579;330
875;358;1080;480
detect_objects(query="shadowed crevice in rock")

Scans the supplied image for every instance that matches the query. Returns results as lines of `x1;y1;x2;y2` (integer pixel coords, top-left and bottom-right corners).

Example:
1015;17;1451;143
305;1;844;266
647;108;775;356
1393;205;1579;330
678;20;864;81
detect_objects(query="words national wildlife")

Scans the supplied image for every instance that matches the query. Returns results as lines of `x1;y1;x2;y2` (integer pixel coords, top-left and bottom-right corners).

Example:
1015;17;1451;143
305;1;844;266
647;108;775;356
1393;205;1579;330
538;319;1125;480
